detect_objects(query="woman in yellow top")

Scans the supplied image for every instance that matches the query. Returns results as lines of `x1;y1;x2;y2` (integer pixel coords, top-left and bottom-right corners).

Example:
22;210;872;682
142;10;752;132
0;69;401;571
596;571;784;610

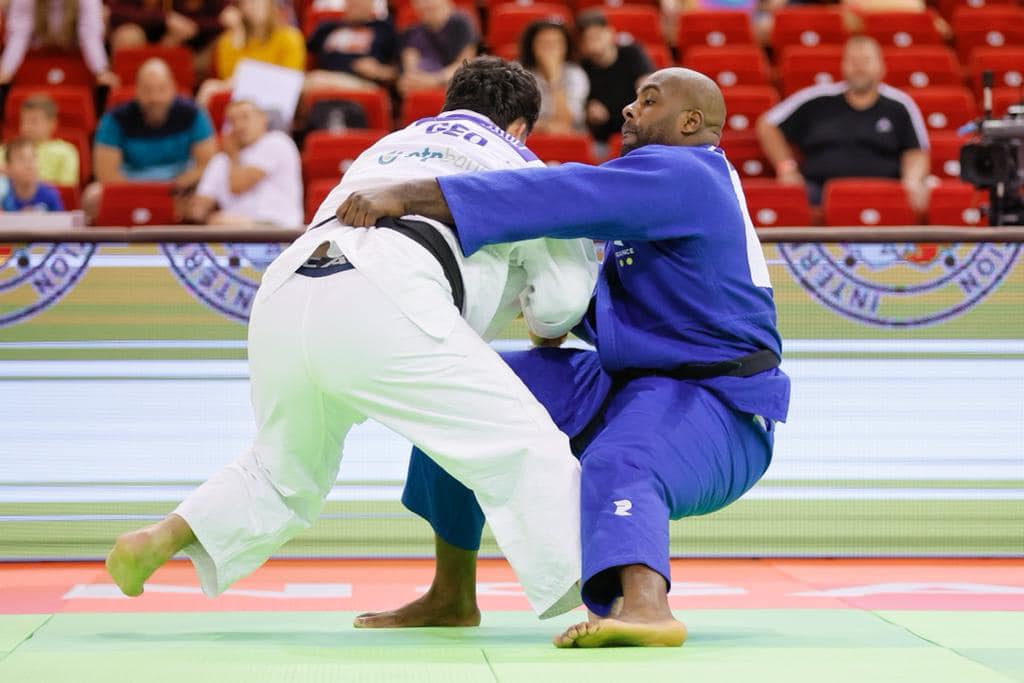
197;0;305;108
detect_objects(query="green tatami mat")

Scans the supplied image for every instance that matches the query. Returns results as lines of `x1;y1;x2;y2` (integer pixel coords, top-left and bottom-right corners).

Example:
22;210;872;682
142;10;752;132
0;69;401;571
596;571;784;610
0;614;49;656
0;611;1018;683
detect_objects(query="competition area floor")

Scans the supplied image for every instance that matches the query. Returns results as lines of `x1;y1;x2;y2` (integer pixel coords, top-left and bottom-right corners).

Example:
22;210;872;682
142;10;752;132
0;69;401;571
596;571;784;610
1;558;1022;682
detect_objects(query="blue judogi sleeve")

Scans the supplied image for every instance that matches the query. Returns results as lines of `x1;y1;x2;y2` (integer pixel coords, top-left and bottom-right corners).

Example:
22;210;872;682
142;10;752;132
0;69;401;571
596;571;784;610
438;145;736;253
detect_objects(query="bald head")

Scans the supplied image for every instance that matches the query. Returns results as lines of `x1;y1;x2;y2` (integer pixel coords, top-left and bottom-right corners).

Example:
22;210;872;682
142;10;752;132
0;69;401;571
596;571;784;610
620;67;727;154
135;58;177;127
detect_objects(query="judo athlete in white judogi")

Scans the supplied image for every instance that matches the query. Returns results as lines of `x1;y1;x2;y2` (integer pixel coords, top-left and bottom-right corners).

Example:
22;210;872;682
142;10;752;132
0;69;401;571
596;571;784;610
105;57;598;619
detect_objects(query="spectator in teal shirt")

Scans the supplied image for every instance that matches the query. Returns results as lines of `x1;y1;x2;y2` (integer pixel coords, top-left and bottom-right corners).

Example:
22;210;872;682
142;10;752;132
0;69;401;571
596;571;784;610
84;58;217;221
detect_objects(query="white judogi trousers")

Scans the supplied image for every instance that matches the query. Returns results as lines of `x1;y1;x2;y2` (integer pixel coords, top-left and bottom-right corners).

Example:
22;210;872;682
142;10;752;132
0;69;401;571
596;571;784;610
173;260;583;617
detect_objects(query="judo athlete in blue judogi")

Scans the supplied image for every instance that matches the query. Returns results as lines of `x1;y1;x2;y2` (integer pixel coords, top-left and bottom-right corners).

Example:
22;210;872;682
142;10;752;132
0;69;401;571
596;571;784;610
338;67;791;648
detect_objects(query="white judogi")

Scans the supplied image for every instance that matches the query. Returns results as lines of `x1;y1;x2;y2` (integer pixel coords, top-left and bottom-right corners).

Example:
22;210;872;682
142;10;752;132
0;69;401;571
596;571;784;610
173;110;598;617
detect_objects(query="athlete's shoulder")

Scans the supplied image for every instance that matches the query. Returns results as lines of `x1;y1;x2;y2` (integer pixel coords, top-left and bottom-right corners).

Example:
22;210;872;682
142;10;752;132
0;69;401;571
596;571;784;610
404;109;539;164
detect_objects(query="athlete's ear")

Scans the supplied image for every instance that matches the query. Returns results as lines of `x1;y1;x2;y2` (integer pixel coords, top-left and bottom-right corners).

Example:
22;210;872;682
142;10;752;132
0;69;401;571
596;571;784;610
506;118;529;143
679;108;705;136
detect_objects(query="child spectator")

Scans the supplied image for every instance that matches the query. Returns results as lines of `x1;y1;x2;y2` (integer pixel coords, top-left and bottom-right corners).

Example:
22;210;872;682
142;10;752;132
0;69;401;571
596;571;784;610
398;0;477;94
0;0;118;87
2;137;64;212
519;20;589;134
9;94;80;186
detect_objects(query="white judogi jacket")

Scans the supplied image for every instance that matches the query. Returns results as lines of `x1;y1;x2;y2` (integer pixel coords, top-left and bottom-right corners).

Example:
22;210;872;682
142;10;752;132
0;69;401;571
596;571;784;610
261;109;598;341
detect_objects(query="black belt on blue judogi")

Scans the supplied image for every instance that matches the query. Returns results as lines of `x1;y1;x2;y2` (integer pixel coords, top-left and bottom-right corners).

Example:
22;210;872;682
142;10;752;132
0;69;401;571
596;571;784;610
307;215;465;314
615;349;781;382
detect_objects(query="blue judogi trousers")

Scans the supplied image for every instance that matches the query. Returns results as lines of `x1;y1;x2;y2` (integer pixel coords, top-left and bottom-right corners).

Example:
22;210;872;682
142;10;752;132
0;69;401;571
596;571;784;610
402;347;774;615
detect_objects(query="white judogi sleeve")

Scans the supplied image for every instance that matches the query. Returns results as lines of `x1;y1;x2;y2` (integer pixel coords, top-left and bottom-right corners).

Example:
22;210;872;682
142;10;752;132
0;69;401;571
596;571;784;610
515;238;598;339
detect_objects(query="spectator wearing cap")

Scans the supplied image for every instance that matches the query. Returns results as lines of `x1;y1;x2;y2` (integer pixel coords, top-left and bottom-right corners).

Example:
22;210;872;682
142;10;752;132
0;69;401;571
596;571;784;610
2;137;64;212
577;11;653;145
188;99;303;226
0;0;118;87
519;20;589;134
756;35;930;212
85;58;217;221
397;0;477;95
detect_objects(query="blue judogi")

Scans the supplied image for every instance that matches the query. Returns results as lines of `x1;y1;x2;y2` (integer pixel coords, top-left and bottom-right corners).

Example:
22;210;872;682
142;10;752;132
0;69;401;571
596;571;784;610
403;144;791;614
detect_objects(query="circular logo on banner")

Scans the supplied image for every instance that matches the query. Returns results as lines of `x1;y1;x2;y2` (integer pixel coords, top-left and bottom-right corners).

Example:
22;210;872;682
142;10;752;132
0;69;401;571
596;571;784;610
161;243;284;322
778;242;1021;327
0;242;96;326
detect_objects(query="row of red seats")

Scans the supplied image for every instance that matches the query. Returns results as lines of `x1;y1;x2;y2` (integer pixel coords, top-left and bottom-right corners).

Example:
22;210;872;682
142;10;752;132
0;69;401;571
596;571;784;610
74;177;985;228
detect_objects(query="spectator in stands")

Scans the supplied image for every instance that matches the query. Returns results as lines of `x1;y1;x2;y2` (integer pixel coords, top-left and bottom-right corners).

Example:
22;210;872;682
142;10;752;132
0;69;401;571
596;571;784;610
0;0;118;87
3;94;80;186
108;1;229;53
197;0;305;106
305;0;399;92
1;137;64;212
397;0;476;95
188;100;302;226
755;35;930;213
519;20;588;134
577;11;653;145
85;59;217;221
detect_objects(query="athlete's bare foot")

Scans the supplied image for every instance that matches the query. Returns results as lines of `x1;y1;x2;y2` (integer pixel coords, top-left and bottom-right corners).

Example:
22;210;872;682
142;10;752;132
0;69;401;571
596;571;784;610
106;515;195;597
353;590;481;628
554;616;687;648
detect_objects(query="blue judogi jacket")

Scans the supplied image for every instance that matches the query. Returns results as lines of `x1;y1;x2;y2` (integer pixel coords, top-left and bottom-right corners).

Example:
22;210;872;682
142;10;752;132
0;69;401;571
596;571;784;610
437;144;791;422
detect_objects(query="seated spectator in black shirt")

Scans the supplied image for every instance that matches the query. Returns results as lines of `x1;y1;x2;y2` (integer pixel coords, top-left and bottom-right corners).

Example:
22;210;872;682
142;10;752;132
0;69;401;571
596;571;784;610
577;11;653;144
398;0;477;95
756;35;930;213
305;0;399;92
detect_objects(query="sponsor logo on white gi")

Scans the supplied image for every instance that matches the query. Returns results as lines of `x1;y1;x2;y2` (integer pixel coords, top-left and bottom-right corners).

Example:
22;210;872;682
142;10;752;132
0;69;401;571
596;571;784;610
162;243;283;322
0;242;96;327
613;499;633;516
378;146;486;173
778;242;1020;327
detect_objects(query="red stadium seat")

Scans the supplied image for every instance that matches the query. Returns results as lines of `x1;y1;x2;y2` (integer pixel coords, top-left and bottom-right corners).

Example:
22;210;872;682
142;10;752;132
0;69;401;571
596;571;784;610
929;130;965;180
742;179;812;227
401;88;448;127
12;50;93;87
771;7;847;51
575;0;660;9
642;43;673;69
676;11;755;55
301;129;389;183
861;11;944;48
602;6;664;46
722;86;779;134
486;4;573;49
205;90;233;132
992;87;1024;116
5;87;95;134
526;132;597;165
304;88;393;130
938;0;1017;22
927;180;986;225
723;130;772;178
909;87;978;132
683;45;770;88
777;45;844;96
112;46;195;90
95;182;176;226
823;178;916;225
952;6;1024;62
882;46;962;89
305;177;338;223
54;184;81;211
969;47;1024;95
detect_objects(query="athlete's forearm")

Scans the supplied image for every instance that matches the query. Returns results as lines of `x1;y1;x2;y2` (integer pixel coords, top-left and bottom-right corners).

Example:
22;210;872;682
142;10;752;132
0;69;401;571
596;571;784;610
335;179;454;227
403;179;455;225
